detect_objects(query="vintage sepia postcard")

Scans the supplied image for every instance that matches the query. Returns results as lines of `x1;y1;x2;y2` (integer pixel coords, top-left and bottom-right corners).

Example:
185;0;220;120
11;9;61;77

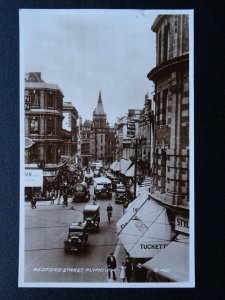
19;9;194;288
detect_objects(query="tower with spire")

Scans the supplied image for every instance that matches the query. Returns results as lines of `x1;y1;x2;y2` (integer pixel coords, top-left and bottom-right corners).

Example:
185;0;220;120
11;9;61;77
93;91;107;161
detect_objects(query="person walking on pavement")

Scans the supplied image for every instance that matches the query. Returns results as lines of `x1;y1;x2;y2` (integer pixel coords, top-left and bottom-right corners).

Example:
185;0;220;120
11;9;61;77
31;195;36;209
106;203;113;222
106;252;117;280
125;254;133;282
50;191;55;204
120;262;126;282
63;192;68;206
93;194;97;205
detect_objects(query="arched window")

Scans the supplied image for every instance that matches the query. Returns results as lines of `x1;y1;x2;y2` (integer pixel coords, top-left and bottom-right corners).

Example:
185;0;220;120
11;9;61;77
163;25;170;62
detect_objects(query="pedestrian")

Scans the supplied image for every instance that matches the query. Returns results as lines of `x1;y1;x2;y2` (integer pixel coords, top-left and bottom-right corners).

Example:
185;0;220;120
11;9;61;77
63;193;68;206
120;262;126;282
125;254;133;282
31;195;36;209
93;194;97;205
106;252;117;280
106;203;113;222
51;191;55;204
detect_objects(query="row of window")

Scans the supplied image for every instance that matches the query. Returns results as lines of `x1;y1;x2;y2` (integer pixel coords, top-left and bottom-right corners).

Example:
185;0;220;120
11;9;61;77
29;118;56;135
156;89;189;126
27;145;60;163
28;91;62;109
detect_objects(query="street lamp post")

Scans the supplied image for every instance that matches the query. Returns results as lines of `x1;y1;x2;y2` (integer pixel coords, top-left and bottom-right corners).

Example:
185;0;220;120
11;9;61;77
133;139;138;199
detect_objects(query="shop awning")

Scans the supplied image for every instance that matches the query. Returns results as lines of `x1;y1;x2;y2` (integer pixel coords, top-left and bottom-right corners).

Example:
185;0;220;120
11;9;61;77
118;199;171;258
112;160;120;171
124;164;134;177
116;188;149;233
120;159;132;174
110;161;116;170
142;235;189;282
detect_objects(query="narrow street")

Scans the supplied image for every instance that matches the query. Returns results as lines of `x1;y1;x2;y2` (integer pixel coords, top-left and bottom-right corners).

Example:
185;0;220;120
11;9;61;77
24;186;124;283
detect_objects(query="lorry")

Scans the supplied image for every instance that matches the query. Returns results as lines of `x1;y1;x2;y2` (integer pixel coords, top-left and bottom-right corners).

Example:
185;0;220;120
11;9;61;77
93;177;112;199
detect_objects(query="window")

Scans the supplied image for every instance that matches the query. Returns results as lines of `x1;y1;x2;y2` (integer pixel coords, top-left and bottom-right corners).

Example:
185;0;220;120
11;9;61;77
47;119;54;135
30;118;39;134
46;145;52;163
101;135;103;143
30;144;38;162
31;91;40;107
161;89;168;125
158;32;162;64
163;25;169;62
47;92;54;108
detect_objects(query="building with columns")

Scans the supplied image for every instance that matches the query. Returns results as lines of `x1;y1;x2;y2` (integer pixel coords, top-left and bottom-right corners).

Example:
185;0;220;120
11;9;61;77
24;72;64;194
148;14;189;206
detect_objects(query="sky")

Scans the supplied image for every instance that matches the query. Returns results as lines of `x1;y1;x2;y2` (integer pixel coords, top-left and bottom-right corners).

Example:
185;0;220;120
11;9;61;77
20;9;158;125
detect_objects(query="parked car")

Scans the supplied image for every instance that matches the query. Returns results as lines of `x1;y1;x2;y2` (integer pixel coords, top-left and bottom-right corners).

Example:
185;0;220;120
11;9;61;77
64;222;88;253
83;204;100;230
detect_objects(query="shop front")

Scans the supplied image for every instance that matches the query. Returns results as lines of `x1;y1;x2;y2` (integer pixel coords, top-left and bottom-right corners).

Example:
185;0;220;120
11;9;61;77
24;169;43;200
43;170;59;196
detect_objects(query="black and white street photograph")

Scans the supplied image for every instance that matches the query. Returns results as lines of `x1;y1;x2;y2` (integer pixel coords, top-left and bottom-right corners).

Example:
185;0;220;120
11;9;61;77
19;9;194;288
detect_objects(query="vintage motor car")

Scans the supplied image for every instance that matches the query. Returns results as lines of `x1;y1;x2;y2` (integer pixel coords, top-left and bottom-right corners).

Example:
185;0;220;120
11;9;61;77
64;221;88;253
93;177;112;199
83;204;100;230
115;185;126;204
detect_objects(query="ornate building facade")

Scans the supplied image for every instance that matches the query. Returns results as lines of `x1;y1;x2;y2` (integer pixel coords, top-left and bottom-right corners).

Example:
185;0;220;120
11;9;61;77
148;15;189;206
92;91;107;162
24;72;64;194
79;92;116;165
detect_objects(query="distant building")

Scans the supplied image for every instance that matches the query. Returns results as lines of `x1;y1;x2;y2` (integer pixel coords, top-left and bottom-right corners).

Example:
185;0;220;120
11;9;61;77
78;91;116;165
62;101;78;157
138;93;155;175
80;119;95;165
92;91;107;162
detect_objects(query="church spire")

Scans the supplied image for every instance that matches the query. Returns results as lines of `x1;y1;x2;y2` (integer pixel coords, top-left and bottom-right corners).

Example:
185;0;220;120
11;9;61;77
93;90;106;116
98;90;102;103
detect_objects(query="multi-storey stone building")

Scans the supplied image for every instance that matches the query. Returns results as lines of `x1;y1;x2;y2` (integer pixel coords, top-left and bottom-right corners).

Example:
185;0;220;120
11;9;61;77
24;72;64;194
80;119;95;165
92;91;107;162
138;93;155;175
78;92;116;165
62;101;78;157
148;14;189;206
